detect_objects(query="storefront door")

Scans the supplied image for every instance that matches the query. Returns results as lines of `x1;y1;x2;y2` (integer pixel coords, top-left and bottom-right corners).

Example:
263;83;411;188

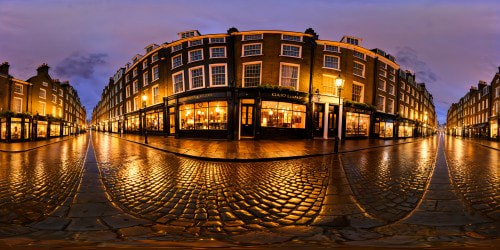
313;103;324;137
240;103;254;137
327;105;337;138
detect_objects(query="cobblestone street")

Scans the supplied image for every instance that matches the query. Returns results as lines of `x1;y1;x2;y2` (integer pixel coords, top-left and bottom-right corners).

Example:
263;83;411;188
0;132;498;248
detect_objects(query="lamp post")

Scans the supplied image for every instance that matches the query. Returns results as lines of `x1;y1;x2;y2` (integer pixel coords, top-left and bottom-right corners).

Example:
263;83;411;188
334;74;344;152
142;94;148;144
424;112;428;137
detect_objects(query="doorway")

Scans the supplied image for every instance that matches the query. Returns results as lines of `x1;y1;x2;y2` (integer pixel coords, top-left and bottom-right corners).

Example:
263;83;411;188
240;101;255;137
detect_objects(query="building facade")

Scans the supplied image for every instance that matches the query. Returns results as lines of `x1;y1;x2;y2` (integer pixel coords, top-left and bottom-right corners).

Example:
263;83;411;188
92;28;437;140
446;67;500;141
0;62;86;142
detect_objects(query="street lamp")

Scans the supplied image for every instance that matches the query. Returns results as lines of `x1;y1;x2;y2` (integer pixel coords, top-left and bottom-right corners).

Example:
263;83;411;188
424;112;428;137
142;94;148;144
334;74;344;152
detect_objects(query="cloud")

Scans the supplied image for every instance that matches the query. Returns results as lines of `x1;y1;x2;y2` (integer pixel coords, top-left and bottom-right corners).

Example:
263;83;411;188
395;46;438;83
54;53;108;81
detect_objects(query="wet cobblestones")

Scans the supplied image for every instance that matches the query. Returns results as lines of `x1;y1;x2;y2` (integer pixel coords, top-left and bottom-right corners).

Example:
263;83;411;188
444;137;500;220
93;135;329;236
341;137;438;222
0;136;87;226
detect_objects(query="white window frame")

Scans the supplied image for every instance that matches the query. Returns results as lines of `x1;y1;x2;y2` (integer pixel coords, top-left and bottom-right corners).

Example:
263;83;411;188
242;61;262;88
13;97;22;113
14;84;23;94
52;94;57;103
172;71;184;94
189;66;205;90
172;54;182;69
352;82;365;103
377;95;386;112
152;65;159;81
324;45;340;53
387;98;395;114
209;64;228;87
189;39;203;47
172;44;182;52
353;62;365;78
39;101;46;116
59;89;63;97
323;55;340;70
281;34;302;42
378;79;386;91
243;34;263;41
279;62;300;91
143;72;149;86
152;85;160;104
242;43;262;57
210;47;226;58
142;60;148;69
188;49;203;63
281;44;301;58
133;80;139;94
126;85;131;97
133;68;138;77
39;88;46;99
152;53;159;62
209;37;226;43
353;51;366;60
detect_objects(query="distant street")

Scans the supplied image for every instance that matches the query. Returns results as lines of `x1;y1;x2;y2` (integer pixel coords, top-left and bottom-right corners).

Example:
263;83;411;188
0;133;498;248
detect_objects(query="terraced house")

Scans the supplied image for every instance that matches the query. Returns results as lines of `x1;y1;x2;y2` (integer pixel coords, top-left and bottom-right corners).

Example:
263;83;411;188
91;28;437;140
0;62;87;142
447;67;500;140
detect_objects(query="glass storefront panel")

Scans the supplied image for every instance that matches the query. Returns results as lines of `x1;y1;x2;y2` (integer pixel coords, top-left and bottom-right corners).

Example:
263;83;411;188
345;112;370;137
37;121;48;138
261;101;306;128
380;121;394;138
126;115;139;131
208;101;227;130
11;118;22;140
179;101;228;130
146;112;164;131
398;123;414;137
50;123;60;137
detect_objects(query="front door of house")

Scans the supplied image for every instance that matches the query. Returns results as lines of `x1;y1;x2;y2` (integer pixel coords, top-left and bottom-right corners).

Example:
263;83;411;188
240;103;255;137
328;105;338;138
313;103;324;137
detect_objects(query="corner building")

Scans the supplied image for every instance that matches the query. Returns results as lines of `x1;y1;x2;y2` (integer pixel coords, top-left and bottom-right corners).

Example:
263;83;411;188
92;28;437;140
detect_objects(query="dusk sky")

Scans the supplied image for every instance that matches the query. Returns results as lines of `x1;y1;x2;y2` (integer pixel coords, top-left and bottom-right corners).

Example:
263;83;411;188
1;0;499;124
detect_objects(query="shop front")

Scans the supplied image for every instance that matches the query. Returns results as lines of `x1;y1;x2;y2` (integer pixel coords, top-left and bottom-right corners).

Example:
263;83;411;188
172;89;232;140
398;120;415;138
238;88;309;140
0;114;31;142
373;113;395;139
343;107;371;138
311;94;341;139
144;104;165;135
490;117;498;140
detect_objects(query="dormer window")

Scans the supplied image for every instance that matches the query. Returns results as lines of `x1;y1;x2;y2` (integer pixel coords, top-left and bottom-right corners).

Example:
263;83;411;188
210;37;225;43
346;37;359;45
172;44;183;52
179;30;201;39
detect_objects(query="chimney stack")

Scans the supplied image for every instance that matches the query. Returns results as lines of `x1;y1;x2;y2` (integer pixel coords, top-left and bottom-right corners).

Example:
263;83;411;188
37;63;50;75
0;62;10;75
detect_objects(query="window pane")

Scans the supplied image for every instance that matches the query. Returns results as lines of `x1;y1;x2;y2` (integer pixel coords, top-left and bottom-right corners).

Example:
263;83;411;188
243;63;261;87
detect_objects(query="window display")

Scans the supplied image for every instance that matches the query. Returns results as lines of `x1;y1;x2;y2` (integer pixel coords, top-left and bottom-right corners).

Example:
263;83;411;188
345;112;370;137
261;101;306;128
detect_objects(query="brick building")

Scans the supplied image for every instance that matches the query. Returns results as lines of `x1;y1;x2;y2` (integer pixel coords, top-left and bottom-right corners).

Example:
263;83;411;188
446;67;500;140
0;62;86;142
92;28;437;140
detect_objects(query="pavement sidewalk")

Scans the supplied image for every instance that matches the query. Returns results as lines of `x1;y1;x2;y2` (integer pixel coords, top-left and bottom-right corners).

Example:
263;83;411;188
0;136;72;153
107;132;420;161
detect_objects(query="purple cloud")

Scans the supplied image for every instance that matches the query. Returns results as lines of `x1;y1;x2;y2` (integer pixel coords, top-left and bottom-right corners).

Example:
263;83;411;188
54;53;108;82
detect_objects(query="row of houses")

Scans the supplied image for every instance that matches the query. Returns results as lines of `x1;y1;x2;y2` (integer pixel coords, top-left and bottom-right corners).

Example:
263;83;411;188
0;63;87;142
91;28;437;140
446;67;500;140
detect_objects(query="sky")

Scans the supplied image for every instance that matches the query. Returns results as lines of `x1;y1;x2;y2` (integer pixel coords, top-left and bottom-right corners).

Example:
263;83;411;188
1;0;499;124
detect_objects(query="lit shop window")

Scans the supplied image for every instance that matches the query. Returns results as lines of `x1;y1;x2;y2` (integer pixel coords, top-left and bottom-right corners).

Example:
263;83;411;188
179;101;228;130
345;112;370;137
260;101;306;128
